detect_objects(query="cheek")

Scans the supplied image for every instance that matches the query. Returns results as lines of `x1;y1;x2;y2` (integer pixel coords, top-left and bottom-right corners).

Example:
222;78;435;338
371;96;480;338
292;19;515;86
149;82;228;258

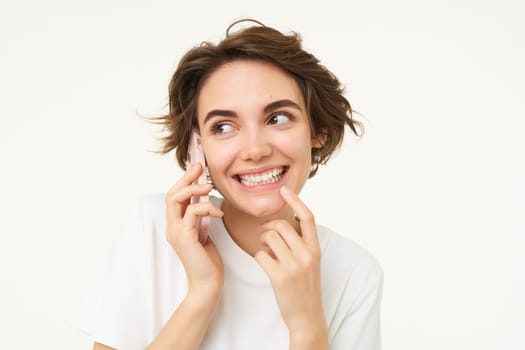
203;143;233;175
204;150;220;172
275;131;313;164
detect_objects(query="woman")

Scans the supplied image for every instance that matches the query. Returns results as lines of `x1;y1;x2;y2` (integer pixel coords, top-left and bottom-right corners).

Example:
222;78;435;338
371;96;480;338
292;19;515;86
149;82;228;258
74;19;383;350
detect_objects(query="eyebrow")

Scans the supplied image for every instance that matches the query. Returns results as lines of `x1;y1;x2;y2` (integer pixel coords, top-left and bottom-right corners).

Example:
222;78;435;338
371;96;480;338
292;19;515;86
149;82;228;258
264;99;302;113
203;99;302;125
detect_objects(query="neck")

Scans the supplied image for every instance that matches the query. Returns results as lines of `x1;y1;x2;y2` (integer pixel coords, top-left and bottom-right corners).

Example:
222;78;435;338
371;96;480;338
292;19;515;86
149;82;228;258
220;199;299;257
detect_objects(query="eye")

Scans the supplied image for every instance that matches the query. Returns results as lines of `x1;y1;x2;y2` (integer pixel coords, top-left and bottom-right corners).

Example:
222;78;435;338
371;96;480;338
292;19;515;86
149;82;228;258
268;111;292;125
210;122;235;134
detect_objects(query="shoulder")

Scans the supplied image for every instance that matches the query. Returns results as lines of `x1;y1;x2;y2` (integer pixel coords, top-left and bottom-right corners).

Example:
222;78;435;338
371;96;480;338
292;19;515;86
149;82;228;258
124;193;167;234
136;192;166;218
317;224;383;296
110;193;168;252
316;226;383;347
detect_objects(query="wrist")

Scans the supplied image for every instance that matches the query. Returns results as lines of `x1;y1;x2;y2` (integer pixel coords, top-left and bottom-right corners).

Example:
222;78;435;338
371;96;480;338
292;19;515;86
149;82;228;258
187;285;222;308
288;323;328;350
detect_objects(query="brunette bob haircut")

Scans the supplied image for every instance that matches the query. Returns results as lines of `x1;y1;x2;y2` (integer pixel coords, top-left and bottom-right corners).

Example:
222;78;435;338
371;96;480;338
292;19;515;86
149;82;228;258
146;19;362;178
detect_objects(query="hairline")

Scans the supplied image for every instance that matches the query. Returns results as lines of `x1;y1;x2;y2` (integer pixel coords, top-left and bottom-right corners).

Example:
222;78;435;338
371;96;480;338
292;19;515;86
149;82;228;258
193;57;316;136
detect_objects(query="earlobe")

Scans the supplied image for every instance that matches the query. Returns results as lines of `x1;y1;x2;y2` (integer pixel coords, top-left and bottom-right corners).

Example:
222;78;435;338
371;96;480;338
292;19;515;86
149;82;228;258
311;129;327;148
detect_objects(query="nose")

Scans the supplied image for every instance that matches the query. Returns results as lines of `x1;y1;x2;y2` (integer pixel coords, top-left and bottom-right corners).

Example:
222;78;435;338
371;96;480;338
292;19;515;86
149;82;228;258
239;129;272;162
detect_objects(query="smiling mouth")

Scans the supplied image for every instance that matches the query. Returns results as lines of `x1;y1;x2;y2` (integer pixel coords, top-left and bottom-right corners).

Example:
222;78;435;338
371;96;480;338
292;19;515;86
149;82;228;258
235;166;288;187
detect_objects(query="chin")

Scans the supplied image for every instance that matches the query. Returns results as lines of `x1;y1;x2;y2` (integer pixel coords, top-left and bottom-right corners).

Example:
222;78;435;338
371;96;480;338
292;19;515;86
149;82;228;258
235;194;287;219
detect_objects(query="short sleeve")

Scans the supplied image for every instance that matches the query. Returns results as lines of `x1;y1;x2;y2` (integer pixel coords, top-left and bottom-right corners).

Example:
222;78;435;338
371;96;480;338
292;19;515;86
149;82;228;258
330;258;384;350
71;197;154;350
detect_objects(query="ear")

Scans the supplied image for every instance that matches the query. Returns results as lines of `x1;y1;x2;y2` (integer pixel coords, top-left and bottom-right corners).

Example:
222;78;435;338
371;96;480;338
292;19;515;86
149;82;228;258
311;128;327;148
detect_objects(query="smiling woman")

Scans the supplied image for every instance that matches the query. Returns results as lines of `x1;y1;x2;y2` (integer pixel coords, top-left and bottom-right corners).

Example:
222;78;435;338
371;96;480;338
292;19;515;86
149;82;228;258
198;60;319;221
72;19;383;350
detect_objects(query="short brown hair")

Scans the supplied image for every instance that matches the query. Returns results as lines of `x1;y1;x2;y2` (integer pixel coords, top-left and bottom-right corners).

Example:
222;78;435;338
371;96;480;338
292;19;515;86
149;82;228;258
146;19;362;177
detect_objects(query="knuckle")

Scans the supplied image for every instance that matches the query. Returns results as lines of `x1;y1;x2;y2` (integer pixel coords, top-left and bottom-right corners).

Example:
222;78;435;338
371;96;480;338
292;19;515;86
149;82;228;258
303;211;315;223
184;201;210;217
302;252;319;269
165;190;184;206
261;231;273;243
303;254;314;267
275;220;288;232
184;202;198;215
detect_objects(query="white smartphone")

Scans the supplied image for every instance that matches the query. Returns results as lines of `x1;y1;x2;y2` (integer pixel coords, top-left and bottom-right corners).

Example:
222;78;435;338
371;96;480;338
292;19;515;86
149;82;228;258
188;130;210;244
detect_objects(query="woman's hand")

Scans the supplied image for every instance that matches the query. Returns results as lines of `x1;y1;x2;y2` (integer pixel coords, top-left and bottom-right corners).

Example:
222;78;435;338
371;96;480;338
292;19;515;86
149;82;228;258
254;186;328;348
165;163;225;298
146;164;223;350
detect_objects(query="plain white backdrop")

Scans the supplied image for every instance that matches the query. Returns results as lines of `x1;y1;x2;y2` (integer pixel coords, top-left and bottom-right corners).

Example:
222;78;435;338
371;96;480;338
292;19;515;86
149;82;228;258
1;0;524;349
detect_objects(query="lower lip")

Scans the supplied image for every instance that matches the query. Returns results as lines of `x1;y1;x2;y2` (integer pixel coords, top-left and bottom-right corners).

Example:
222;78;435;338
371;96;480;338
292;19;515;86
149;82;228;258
234;170;288;193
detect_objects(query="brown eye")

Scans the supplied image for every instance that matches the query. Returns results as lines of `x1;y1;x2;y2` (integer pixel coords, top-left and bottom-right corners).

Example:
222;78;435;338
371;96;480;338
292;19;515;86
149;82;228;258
268;112;292;125
211;122;234;134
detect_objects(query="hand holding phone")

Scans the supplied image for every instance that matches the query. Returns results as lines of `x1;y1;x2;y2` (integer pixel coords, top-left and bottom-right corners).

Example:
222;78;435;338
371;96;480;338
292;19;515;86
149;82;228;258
188;130;210;245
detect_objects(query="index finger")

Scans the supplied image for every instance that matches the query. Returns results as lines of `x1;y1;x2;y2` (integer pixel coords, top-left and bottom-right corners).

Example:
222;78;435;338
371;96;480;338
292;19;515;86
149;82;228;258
174;163;205;188
279;186;319;248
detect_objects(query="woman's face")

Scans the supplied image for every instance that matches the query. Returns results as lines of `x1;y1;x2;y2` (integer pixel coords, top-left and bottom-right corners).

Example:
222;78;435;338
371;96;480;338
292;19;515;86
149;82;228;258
197;60;322;218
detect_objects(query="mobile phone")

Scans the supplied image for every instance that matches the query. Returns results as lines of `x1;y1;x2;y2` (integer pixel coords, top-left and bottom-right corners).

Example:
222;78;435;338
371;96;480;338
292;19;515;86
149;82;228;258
188;130;210;244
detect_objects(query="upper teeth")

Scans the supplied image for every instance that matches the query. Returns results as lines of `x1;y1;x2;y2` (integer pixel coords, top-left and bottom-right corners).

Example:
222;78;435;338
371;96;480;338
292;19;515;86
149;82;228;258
238;167;285;186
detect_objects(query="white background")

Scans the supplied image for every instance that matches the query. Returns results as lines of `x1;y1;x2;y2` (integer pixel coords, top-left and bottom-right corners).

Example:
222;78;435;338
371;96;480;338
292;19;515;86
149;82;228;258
1;0;524;349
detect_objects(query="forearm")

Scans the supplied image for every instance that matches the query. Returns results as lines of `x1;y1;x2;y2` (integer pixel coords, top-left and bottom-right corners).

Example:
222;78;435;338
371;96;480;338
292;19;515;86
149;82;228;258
146;289;220;350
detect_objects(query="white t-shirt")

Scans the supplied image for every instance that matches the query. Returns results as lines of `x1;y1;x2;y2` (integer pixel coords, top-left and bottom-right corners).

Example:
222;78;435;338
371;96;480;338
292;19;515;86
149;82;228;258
73;193;383;349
